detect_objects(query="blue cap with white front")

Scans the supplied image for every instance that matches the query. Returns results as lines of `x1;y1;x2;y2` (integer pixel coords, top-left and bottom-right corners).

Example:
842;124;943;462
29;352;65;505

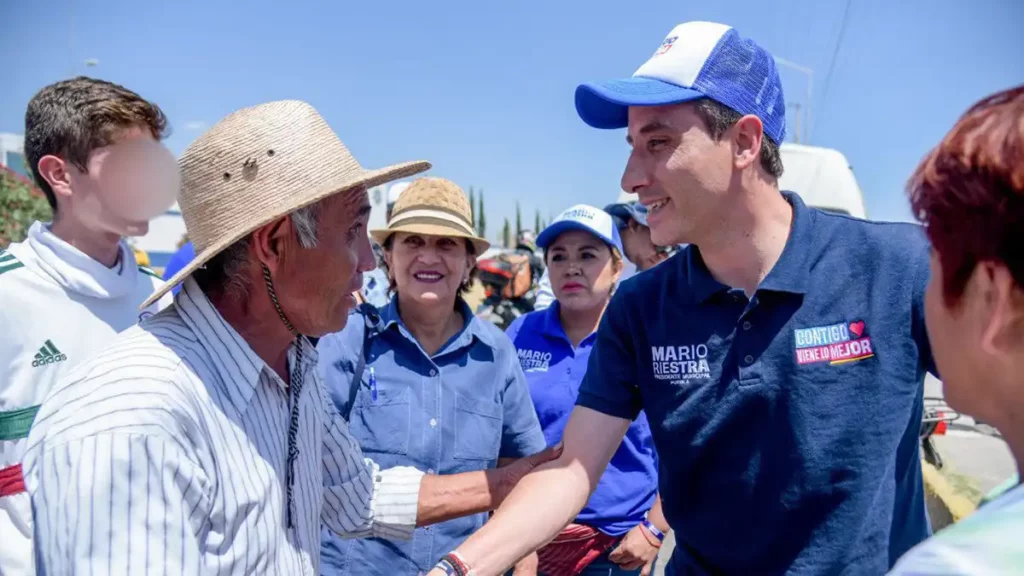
575;21;787;144
538;204;623;254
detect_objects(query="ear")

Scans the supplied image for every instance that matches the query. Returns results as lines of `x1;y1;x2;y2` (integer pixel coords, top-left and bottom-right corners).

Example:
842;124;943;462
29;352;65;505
980;263;1024;355
732;115;765;171
36;155;73;202
249;216;293;274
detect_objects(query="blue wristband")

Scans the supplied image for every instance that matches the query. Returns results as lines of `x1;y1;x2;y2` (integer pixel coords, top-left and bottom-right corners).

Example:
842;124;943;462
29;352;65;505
641;519;665;542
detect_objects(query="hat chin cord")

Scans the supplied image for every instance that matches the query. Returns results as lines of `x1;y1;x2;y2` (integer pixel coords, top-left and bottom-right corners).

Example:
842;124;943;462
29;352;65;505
262;264;299;337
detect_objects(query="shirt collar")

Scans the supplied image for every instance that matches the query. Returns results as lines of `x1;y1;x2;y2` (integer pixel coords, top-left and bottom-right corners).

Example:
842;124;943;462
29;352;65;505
687;191;813;303
375;296;497;353
757;191;812;295
175;277;318;413
539;300;598;348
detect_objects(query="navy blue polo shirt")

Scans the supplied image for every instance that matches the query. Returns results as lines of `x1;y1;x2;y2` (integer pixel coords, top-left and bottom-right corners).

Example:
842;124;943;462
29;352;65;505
577;192;935;575
506;302;659;537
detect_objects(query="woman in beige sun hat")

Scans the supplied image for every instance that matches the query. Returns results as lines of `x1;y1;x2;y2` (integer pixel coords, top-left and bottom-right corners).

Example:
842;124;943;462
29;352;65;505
317;177;548;576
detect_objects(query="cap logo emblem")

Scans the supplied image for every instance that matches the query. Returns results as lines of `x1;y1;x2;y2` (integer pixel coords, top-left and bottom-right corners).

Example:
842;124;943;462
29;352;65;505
654;36;678;56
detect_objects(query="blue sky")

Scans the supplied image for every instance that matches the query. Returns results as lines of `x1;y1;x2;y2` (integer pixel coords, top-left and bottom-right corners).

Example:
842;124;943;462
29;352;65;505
3;0;1022;239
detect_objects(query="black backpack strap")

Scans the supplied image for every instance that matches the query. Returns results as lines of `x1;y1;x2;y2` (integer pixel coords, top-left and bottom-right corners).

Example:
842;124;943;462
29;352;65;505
344;303;382;421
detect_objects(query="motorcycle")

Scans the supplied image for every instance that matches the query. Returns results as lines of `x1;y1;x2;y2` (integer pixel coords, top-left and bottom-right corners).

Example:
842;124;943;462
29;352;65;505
475;251;537;330
920;397;960;469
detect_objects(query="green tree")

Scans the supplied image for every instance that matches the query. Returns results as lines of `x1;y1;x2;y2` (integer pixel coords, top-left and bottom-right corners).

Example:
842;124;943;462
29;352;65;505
478;192;487;238
515;202;522;238
502;217;511;249
534;209;542;233
0;167;51;248
468;187;476;227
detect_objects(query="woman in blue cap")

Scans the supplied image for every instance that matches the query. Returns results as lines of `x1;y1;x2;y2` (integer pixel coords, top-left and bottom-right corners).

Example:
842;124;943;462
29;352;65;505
505;205;665;576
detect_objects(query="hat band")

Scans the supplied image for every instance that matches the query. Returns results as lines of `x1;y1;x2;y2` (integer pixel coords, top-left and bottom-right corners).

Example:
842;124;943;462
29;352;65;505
388;208;475;237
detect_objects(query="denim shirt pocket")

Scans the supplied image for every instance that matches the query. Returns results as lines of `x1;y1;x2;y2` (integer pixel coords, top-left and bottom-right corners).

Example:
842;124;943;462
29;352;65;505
454;395;502;461
349;384;411;456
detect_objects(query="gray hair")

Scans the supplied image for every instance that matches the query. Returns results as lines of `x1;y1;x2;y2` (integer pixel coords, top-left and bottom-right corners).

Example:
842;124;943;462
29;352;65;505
192;202;323;298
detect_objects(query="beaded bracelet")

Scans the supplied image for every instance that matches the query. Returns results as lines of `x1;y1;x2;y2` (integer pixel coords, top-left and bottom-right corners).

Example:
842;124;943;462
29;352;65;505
435;552;474;576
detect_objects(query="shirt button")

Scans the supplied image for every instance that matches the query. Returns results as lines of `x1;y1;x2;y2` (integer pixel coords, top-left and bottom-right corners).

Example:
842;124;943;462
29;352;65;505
427;468;435;474
744;355;754;365
742;321;752;330
430;369;437;377
429;418;437;428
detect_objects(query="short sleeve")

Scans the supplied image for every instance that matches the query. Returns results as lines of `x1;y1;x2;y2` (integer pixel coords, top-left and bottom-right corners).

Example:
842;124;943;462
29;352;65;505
498;345;547;458
576;289;643;421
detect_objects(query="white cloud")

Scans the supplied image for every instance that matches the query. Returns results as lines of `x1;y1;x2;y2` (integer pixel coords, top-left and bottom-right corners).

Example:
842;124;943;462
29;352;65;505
183;121;207;131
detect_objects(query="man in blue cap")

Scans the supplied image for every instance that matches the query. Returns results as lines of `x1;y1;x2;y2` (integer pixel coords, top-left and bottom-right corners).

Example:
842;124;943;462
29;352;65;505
429;21;935;576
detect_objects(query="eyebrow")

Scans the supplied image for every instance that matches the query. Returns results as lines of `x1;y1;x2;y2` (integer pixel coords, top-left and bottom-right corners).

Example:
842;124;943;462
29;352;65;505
626;121;672;145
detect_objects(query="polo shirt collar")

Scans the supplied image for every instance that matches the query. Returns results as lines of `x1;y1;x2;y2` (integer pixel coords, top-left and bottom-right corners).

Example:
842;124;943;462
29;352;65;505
758;191;812;295
687;191;813;303
376;296;497;353
539;300;598;348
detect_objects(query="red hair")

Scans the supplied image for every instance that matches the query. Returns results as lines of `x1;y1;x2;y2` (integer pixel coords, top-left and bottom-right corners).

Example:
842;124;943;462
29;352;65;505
908;84;1024;302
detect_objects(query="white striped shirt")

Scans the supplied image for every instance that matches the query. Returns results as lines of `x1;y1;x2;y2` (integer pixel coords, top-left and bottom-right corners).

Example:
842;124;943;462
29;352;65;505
21;278;425;575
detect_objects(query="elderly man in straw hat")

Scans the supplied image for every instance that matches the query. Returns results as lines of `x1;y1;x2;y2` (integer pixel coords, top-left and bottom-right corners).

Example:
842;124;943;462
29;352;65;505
20;100;558;574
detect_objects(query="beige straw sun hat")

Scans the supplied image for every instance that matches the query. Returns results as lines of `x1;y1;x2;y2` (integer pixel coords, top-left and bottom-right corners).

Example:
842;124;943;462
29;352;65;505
370;177;490;255
140;99;430;309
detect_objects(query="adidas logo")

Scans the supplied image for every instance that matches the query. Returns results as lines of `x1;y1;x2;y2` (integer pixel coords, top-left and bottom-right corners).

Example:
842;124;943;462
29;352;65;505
31;340;68;368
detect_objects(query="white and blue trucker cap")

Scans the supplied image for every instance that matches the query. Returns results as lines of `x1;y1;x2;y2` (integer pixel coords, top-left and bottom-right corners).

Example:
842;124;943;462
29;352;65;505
575;21;787;144
537;204;623;254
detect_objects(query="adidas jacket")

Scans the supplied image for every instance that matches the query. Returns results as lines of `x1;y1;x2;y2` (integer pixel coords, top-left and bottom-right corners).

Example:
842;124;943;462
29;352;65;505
0;222;172;575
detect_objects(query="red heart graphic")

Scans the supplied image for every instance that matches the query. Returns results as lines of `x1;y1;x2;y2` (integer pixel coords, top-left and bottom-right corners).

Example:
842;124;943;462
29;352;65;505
849;321;865;337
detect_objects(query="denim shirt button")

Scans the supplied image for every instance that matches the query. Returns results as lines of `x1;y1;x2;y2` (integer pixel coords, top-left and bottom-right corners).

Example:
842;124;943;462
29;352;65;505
430;368;438;377
429;418;437;428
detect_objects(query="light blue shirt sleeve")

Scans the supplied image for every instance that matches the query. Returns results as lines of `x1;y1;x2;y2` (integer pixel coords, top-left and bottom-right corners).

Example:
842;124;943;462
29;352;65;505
496;338;547;458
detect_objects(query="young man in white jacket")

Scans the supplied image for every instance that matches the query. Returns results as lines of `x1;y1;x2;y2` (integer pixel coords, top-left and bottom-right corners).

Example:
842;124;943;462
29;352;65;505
0;77;176;575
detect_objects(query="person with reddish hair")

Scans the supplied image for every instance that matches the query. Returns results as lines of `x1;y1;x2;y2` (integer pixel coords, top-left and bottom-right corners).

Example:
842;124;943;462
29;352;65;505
890;84;1024;574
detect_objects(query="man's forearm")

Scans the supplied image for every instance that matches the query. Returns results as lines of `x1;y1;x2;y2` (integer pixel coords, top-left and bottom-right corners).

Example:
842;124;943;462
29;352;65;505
648;493;669;533
416;468;504;526
448;456;593;575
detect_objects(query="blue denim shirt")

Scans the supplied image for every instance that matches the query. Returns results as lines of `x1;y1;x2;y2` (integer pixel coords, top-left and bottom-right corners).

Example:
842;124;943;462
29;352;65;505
316;298;547;576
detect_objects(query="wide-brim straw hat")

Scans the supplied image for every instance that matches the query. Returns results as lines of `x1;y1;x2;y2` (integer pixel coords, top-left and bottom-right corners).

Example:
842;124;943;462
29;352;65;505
140;100;430;309
370;177;490;255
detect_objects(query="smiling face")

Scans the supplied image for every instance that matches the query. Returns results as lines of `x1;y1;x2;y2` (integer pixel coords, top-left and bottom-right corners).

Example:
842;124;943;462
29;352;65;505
546;229;622;313
385;232;475;309
621;103;736;247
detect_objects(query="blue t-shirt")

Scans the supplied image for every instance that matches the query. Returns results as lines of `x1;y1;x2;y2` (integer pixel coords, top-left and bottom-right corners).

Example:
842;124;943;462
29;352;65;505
506;302;658;537
316;298;547;576
577;192;935;575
